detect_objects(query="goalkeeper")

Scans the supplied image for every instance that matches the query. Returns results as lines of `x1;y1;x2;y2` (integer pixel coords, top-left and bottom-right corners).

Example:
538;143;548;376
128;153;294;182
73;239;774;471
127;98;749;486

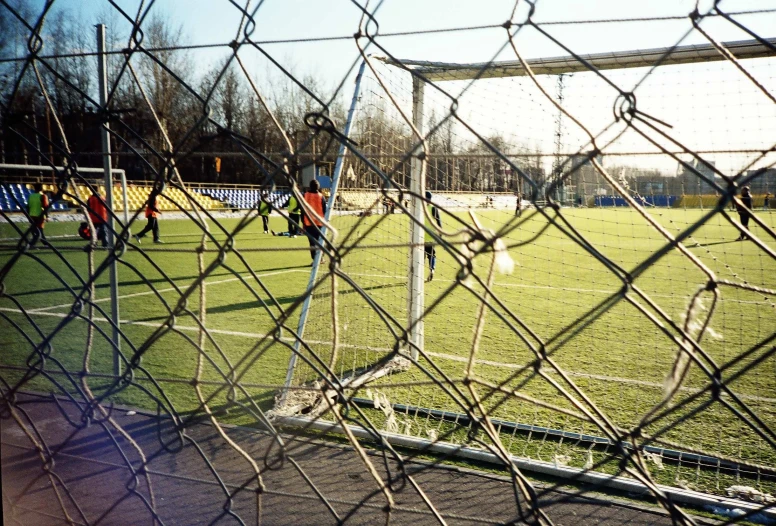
424;191;442;282
736;186;754;241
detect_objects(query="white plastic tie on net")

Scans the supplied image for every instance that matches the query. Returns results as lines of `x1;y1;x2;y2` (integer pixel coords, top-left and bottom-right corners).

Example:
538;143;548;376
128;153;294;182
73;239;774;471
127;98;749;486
384;411;398;434
402;420;412;436
457;211;516;283
664;290;721;397
643;451;665;470
583;449;594;470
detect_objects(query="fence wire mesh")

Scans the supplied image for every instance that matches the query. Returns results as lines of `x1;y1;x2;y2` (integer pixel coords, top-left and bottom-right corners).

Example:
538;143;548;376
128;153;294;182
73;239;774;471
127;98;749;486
2;1;776;525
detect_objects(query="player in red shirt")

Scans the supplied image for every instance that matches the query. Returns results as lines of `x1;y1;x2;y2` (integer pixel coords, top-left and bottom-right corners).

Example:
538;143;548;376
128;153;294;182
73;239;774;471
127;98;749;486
134;189;163;244
86;191;109;247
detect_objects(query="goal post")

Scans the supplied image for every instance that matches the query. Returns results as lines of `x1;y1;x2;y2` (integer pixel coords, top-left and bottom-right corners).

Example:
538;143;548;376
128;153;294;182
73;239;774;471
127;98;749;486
407;76;425;361
275;36;776;506
388;37;776;81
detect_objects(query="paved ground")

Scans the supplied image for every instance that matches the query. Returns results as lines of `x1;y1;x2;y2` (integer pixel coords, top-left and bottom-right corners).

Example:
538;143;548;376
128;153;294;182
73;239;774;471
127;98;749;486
1;394;680;525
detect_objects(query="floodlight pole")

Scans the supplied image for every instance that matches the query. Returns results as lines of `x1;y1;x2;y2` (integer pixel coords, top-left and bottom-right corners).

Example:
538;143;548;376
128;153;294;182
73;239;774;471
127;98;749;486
281;59;368;394
407;77;425;361
97;24;121;378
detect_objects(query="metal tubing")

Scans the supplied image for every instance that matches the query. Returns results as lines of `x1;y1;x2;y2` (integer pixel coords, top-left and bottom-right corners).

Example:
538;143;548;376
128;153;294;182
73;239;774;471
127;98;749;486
97;24;121;378
345;397;774;477
275;414;776;520
407;76;425;361
384;37;776;81
281;60;368;394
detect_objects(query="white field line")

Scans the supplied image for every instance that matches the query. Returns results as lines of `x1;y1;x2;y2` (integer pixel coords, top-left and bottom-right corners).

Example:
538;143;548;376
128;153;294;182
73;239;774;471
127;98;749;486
0;306;396;351
2;306;774;404
0;234;81;242
27;268;307;313
422;351;776;403
342;272;773;305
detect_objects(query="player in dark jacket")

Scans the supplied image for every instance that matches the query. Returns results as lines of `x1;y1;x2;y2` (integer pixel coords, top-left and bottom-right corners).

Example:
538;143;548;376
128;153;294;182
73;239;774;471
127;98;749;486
425;191;442;281
736;186;753;241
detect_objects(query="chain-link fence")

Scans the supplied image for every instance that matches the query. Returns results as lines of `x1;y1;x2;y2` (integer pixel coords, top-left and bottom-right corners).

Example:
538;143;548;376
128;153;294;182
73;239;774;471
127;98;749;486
2;1;776;525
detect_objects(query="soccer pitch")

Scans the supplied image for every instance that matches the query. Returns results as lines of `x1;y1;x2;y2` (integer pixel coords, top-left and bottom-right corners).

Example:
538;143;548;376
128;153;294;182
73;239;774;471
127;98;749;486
2;207;775;495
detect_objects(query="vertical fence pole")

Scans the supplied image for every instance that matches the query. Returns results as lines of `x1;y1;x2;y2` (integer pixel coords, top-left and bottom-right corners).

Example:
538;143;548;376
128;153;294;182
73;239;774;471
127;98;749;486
281;60;367;394
407;76;425;361
97;24;121;377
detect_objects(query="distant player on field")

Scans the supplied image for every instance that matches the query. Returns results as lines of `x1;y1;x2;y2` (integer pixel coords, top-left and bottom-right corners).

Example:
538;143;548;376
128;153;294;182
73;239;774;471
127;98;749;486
86;190;109;247
272;191;303;237
736;186;753;241
302;179;327;261
258;191;273;234
134;188;162;244
27;183;49;245
425;191;442;282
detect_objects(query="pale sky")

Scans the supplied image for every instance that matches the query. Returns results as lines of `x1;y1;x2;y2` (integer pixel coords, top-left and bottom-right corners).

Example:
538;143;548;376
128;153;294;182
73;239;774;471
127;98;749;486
13;0;776;176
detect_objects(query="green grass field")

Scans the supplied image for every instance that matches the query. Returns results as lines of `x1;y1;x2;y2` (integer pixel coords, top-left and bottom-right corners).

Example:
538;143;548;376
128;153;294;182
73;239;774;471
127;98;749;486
2;206;775;496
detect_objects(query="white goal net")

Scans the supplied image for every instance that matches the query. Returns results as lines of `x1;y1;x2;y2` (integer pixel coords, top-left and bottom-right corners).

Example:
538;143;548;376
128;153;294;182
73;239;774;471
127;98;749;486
281;39;776;501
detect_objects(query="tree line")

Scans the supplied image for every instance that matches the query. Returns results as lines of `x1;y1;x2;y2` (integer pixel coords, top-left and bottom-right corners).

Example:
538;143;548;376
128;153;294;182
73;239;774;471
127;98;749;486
0;3;348;186
2;2;702;197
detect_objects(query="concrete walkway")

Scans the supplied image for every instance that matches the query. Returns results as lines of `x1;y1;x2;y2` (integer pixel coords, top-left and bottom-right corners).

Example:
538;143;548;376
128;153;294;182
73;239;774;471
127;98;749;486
1;394;679;525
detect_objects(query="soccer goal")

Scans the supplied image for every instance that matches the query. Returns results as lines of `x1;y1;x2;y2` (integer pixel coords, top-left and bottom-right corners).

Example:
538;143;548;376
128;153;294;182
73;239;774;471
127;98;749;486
278;36;776;508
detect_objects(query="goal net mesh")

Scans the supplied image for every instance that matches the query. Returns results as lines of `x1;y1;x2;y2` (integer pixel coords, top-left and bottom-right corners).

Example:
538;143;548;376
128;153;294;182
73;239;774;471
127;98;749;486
291;44;776;497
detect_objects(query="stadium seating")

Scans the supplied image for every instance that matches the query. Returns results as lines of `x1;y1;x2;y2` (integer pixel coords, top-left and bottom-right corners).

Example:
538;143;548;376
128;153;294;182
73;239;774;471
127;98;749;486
0;183;70;212
592;195;680;207
0;183;228;213
336;191;383;211
194;188;289;210
119;185;224;212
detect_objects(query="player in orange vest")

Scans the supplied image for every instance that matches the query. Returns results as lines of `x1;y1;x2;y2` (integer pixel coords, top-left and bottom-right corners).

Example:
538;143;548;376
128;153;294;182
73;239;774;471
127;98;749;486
134;189;163;244
86;190;109;247
302;179;327;261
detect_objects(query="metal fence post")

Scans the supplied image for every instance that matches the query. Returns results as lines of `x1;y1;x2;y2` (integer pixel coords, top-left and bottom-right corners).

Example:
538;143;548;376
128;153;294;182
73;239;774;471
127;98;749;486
281;60;368;394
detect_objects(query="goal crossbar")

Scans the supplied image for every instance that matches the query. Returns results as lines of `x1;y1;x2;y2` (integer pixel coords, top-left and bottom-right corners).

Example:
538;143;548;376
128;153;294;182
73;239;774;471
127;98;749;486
380;37;776;81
